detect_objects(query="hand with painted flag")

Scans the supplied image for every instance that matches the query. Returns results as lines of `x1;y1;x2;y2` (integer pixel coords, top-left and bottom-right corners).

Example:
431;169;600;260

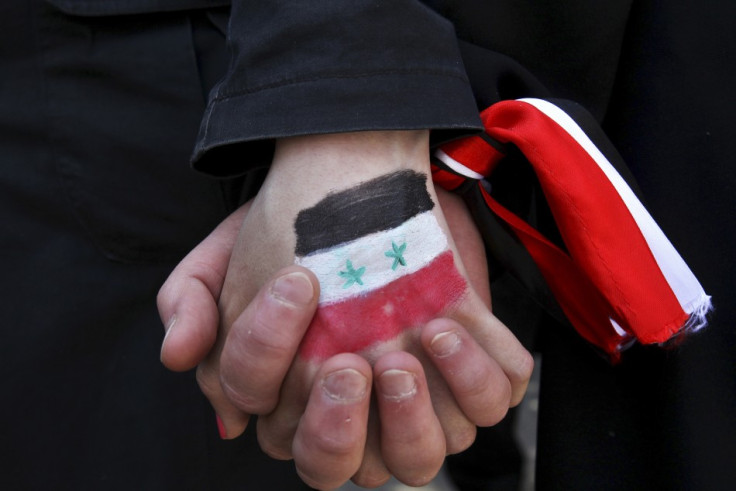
159;130;533;489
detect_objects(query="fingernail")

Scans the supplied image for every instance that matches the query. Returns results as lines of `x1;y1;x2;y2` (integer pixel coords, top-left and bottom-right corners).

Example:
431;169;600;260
430;330;461;358
271;272;314;306
322;368;368;403
215;414;227;439
379;369;417;401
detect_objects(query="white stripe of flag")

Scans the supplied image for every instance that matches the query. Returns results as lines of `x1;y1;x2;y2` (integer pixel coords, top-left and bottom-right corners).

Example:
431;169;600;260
296;211;448;305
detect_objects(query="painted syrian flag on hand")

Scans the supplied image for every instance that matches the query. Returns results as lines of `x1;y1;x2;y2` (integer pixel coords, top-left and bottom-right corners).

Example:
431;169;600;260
294;171;467;360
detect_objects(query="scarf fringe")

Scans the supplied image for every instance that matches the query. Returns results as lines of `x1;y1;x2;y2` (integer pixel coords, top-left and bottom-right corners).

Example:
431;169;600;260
680;294;713;335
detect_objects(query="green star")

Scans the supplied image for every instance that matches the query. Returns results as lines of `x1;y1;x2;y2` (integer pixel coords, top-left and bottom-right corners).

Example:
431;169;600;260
339;260;366;288
385;241;407;270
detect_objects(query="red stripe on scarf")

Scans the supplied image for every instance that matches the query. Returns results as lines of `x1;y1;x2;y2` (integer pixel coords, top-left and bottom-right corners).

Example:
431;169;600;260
438;100;690;356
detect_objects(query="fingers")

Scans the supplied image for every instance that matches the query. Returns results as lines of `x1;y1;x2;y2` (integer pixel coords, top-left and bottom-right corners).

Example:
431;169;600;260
292;352;450;490
350;410;392;488
159;279;219;372
454;293;535;407
420;360;478;455
256;358;317;459
196;361;250;439
203;266;319;440
373;352;446;487
422;318;512;427
158;203;249;372
291;354;372;491
437;182;533;406
219;267;320;414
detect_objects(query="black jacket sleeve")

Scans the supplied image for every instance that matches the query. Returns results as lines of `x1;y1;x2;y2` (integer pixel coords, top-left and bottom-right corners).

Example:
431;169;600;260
191;0;482;176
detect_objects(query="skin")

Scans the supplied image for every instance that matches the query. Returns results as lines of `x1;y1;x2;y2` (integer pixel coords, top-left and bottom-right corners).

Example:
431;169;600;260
158;130;533;490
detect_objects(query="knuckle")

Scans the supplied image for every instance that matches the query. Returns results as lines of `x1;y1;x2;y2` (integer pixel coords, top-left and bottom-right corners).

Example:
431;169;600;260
461;366;499;400
241;309;297;360
512;349;535;385
309;432;358;459
220;378;275;415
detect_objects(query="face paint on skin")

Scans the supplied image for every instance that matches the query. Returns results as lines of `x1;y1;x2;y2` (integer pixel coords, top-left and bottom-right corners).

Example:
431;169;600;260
294;170;467;360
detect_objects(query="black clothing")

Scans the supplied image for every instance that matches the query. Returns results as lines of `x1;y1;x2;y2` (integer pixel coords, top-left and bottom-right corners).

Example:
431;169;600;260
0;2;305;489
1;1;734;489
446;2;736;490
46;0;230;16
192;1;483;176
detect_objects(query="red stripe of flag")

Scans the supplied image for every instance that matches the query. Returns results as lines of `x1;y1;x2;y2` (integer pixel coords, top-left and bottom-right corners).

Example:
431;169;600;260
299;251;466;360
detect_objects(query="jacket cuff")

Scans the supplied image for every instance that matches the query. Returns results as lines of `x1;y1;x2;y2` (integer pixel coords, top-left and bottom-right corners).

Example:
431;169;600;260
191;1;483;176
192;70;481;176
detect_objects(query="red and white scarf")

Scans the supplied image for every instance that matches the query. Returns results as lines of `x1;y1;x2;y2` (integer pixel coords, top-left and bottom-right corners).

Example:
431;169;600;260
433;98;711;360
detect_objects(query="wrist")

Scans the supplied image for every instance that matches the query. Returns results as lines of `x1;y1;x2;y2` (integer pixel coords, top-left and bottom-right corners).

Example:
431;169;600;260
242;130;438;273
265;131;431;208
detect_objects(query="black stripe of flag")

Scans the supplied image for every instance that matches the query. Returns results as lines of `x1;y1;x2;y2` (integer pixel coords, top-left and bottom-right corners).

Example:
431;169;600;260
294;170;434;256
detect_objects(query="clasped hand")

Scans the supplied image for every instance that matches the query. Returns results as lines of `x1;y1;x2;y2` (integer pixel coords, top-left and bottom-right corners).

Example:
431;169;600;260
157;131;533;490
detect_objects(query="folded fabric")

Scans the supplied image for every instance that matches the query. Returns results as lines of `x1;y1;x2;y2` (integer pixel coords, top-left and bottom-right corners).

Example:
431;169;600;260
432;98;711;361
